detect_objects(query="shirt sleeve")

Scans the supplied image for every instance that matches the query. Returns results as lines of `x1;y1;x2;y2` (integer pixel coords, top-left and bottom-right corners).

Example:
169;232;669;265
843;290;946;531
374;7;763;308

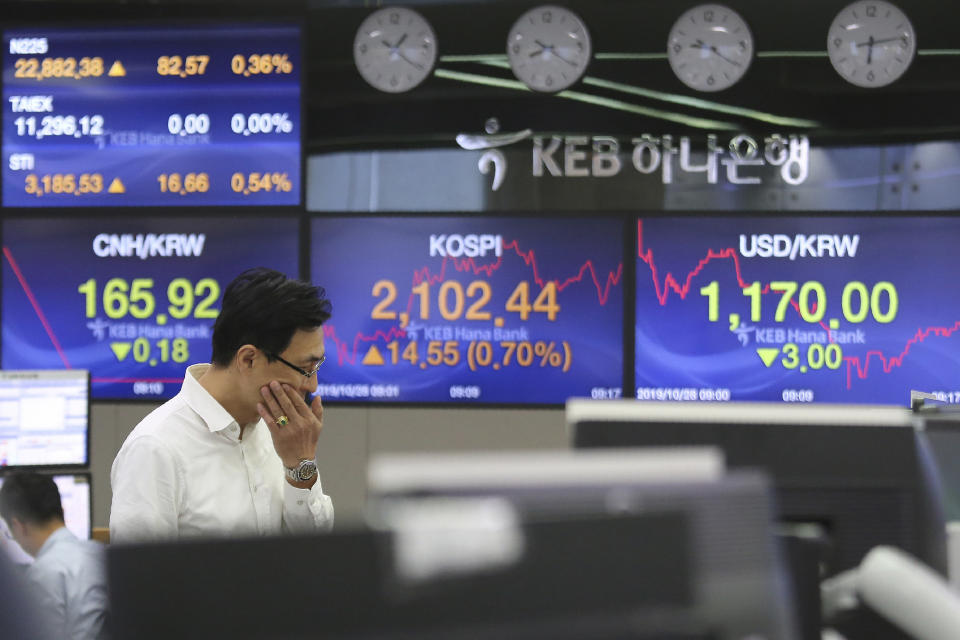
281;473;334;534
109;434;182;543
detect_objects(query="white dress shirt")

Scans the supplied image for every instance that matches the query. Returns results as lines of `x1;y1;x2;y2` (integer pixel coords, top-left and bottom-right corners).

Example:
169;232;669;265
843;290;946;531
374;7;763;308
26;527;109;640
110;363;334;543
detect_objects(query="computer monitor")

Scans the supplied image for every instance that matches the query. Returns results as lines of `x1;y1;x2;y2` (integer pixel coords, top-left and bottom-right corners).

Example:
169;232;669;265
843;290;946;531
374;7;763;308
569;399;949;640
0;370;89;467
0;473;92;565
108;511;708;640
368;448;799;640
910;404;960;522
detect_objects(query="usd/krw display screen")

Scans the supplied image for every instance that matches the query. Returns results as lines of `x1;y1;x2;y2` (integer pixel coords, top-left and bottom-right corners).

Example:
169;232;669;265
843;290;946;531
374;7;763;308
2;217;299;399
311;217;624;404
635;216;960;404
2;24;300;207
0;370;88;467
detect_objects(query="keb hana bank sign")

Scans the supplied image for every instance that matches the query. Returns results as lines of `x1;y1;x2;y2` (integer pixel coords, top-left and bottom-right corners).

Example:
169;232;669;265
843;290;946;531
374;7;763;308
456;128;809;191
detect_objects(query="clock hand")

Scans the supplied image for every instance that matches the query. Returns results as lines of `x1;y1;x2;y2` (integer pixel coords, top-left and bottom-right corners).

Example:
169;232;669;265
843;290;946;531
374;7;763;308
530;39;553;58
855;35;905;47
397;51;424;70
380;35;420;67
710;45;742;67
552;50;578;67
867;35;874;65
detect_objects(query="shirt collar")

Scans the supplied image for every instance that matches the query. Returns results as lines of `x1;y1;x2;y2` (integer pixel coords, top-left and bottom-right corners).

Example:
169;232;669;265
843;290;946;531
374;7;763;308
182;363;243;434
35;526;75;559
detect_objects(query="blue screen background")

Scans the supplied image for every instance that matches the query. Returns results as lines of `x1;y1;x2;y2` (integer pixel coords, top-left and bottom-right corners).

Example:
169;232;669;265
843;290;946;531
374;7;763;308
2;216;299;399
311;216;624;404
635;216;960;404
3;24;300;207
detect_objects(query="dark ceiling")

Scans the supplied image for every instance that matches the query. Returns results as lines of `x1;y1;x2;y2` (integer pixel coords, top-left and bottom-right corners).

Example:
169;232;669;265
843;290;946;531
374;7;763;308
6;0;960;150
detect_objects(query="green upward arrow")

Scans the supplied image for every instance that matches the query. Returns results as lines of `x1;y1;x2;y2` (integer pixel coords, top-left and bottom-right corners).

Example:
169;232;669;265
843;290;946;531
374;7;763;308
756;348;780;367
111;342;132;362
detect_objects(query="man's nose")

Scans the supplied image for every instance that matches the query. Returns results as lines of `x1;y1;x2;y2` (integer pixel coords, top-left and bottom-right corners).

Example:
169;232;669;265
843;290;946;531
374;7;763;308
300;372;319;393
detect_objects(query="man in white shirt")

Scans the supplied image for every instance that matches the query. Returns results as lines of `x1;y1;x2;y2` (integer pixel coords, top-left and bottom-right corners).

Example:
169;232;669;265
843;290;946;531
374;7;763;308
0;472;109;640
110;267;335;542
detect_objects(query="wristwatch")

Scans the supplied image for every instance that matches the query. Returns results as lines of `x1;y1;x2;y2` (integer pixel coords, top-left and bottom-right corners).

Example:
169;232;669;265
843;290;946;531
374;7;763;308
285;459;318;483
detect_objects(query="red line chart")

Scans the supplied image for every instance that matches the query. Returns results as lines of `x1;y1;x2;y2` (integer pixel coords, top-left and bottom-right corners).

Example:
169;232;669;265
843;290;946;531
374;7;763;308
636;220;960;389
325;237;623;366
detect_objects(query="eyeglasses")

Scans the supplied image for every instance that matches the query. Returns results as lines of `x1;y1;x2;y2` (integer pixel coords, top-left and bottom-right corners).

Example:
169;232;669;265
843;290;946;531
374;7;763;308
266;351;325;377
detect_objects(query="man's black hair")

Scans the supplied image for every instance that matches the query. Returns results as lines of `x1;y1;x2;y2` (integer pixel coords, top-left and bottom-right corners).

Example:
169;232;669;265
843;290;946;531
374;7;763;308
210;267;333;367
0;472;64;526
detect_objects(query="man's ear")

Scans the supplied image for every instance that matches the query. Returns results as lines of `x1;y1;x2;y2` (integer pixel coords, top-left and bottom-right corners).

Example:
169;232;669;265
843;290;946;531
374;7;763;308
235;344;259;371
8;516;27;539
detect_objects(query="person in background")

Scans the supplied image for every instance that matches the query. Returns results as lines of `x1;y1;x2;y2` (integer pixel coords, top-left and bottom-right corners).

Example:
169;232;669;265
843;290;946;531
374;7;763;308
110;267;334;542
0;472;109;640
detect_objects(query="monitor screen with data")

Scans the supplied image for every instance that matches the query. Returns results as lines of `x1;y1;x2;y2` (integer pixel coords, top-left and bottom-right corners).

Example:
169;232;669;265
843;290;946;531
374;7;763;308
2;217;299;400
635;216;960;404
310;216;624;404
0;370;88;467
2;23;301;207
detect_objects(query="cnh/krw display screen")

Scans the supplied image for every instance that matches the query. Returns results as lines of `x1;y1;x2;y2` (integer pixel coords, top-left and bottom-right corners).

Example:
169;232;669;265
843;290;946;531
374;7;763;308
2;23;301;207
2;217;299;400
0;370;88;467
311;216;624;404
635;216;960;404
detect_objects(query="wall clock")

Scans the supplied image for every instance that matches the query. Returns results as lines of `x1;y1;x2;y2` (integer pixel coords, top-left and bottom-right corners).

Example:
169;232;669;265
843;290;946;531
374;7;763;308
667;4;754;92
506;5;592;93
827;0;916;88
354;6;438;93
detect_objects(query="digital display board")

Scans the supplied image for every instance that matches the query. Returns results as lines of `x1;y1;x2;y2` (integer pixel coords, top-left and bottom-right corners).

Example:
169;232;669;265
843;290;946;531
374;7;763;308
0;370;88;467
0;473;91;564
311;216;624;404
635;216;960;404
2;24;300;207
2;217;299;399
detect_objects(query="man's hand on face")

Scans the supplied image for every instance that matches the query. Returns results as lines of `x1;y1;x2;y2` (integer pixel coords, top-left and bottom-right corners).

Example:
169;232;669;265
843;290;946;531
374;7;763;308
257;380;324;469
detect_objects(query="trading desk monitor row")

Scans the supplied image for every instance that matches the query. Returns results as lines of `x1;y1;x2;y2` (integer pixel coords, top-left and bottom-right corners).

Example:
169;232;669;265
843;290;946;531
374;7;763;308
0;473;91;565
5;215;960;406
0;370;88;467
570;399;949;640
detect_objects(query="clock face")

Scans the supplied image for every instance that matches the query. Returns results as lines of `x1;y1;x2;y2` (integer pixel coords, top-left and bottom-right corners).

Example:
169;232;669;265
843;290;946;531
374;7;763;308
827;1;916;88
354;7;438;93
667;4;754;92
506;5;591;93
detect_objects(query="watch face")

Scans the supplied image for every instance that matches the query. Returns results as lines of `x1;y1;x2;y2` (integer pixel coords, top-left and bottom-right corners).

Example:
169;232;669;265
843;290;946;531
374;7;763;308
667;4;754;92
506;5;591;93
298;460;318;481
354;6;438;93
827;1;915;88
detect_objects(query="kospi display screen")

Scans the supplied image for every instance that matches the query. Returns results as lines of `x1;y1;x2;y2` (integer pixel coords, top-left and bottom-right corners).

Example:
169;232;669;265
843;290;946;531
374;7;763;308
2;24;300;207
310;216;624;404
635;216;960;404
2;217;299;399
